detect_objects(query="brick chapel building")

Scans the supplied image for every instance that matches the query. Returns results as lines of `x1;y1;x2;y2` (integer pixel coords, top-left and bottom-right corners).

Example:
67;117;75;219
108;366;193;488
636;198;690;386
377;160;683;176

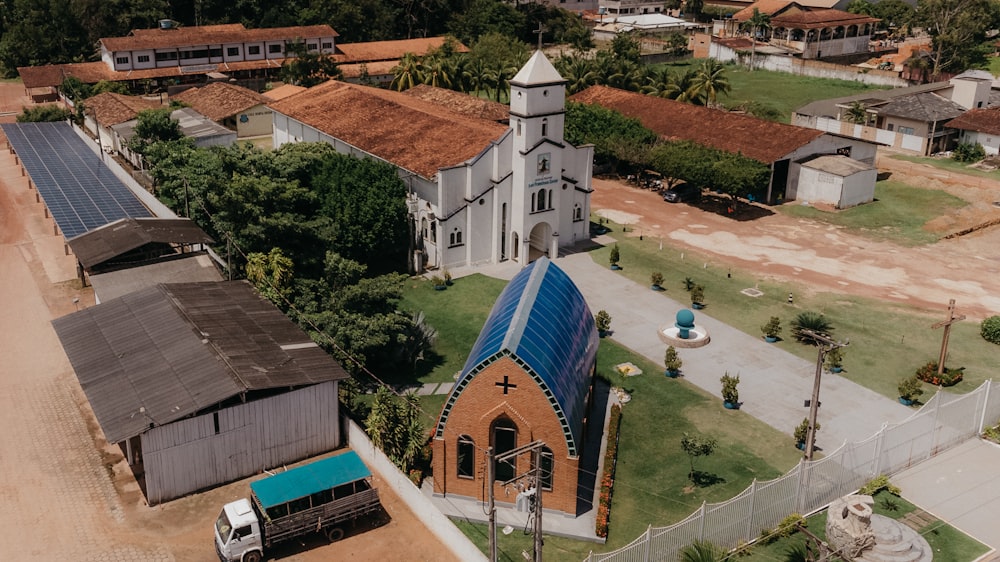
431;257;599;514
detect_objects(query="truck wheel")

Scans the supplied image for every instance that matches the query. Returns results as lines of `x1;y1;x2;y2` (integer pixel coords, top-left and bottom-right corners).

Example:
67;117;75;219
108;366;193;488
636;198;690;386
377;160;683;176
325;526;344;542
243;551;262;562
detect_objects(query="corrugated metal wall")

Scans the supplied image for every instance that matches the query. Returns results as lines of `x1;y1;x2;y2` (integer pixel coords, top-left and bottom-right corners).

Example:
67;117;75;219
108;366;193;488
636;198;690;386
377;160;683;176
141;381;339;504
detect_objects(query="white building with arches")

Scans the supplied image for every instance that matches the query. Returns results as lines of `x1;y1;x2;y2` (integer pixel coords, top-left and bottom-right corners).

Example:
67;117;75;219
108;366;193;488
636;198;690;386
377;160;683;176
268;51;594;271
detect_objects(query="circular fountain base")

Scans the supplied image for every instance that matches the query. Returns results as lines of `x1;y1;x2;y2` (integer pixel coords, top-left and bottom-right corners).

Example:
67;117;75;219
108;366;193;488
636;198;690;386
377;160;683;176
659;325;711;348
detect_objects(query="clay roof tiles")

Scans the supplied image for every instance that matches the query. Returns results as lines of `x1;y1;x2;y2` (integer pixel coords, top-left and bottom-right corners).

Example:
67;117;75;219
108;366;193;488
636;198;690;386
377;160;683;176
945;108;1000;135
334;36;466;63
262;84;307;101
171;81;268;121
268;80;507;179
771;9;879;28
82;93;163;126
101;24;338;52
570;85;824;164
402;85;509;122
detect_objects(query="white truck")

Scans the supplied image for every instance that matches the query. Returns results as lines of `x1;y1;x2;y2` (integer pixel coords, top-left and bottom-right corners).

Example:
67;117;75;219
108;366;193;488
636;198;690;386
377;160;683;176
215;450;381;562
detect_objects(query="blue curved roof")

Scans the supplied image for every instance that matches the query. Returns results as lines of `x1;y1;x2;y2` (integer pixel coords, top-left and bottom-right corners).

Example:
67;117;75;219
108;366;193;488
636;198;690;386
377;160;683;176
435;257;598;456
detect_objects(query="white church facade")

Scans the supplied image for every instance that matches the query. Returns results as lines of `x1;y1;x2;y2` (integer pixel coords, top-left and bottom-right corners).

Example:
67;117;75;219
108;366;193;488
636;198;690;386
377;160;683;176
268;51;594;271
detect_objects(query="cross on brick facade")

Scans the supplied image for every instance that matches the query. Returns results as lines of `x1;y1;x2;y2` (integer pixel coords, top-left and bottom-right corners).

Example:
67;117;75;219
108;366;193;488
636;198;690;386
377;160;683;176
495;375;518;394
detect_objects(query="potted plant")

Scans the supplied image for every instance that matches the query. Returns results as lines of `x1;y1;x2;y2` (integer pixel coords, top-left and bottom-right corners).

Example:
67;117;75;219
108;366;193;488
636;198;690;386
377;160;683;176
609;244;621;270
651;272;664;291
595;310;612;337
825;346;845;373
761;316;782;342
897;375;924;406
720;372;739;409
664;346;682;377
431;275;447;291
690;285;705;309
794;418;820;450
443;269;453;286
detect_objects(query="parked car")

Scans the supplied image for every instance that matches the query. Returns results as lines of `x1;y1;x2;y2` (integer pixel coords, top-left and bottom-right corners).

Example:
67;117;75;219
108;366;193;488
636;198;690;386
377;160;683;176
662;183;701;203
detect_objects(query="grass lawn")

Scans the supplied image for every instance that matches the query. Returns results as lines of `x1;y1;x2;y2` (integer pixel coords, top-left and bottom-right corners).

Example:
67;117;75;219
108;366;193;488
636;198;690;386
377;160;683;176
775;180;968;246
400;277;802;561
739;490;990;560
590;222;997;402
652;59;881;122
891;153;1000;181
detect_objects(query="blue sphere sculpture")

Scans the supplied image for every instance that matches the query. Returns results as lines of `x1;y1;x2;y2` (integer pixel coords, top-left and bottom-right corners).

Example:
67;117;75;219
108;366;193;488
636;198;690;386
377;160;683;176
675;308;695;339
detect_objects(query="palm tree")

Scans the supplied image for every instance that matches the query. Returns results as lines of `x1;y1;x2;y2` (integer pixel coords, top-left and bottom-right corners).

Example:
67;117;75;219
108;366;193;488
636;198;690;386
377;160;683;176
679;540;726;562
845;100;868;124
421;57;453;90
671;68;702;104
464;58;492;97
740;8;771;71
605;60;643;92
641;66;677;98
557;55;599;94
489;61;517;103
390;52;423;92
689;59;731;106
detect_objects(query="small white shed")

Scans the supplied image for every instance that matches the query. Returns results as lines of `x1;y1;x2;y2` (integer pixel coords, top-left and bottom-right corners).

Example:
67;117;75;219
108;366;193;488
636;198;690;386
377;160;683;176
796;154;876;209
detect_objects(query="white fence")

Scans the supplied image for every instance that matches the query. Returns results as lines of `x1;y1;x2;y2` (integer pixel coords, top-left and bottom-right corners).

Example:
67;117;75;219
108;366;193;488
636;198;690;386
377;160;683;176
586;380;1000;562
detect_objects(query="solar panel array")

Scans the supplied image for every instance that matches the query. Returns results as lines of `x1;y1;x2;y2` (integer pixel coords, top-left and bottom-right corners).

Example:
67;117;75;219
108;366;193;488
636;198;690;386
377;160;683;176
2;122;151;239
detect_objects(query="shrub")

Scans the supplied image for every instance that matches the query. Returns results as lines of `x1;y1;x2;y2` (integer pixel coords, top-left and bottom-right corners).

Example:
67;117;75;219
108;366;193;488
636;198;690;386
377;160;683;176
595;310;612;333
595;404;622;538
858;474;901;497
761;316;782;339
897;375;924;401
915;360;964;387
651;271;664;287
824;346;845;370
981;316;1000;345
953;142;986;163
720;372;739;404
609;244;620;266
790;311;833;344
17;104;73;123
776;513;806;538
664;346;682;372
794;417;819;447
690;284;704;305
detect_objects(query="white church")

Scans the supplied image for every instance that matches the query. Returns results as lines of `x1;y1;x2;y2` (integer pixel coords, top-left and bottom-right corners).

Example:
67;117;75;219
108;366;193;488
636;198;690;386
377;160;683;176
268;51;594;271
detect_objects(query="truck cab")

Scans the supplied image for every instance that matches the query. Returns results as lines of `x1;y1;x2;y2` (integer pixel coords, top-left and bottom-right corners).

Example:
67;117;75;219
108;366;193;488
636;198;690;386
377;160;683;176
215;498;263;562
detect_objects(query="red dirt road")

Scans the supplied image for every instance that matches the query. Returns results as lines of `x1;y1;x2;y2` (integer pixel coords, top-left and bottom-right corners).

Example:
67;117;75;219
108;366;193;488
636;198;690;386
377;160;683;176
590;167;1000;321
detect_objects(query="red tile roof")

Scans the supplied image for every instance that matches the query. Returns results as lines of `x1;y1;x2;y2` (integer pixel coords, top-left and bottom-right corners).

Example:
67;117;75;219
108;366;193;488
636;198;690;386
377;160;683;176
334;37;467;63
101;24;338;52
570;85;824;163
771;9;879;28
402;85;509;122
945;108;1000;136
18;59;286;89
171;81;268;121
338;60;399;79
733;0;798;21
267;80;507;178
83;93;163;125
262;84;306;101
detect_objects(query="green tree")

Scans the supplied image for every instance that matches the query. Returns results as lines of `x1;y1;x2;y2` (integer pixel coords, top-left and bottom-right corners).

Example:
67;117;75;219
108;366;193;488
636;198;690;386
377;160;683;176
391;52;424;91
915;0;998;76
280;43;343;87
245;247;295;308
17;104;73;122
611;31;642;64
873;0;916;31
446;0;525;45
365;387;426;470
651;141;715;188
684;0;705;19
556;54;599;95
740;8;771;71
689;59;730;106
846;0;876;15
680;432;717;482
128;109;182;155
564;101;659;168
845;101;868;124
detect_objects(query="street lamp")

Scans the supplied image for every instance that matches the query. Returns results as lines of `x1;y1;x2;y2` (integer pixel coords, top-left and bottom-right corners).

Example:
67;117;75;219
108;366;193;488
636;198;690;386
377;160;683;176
802;329;848;461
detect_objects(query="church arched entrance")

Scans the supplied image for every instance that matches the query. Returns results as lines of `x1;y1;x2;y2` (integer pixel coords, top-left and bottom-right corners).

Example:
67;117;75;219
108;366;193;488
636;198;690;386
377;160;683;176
528;222;551;262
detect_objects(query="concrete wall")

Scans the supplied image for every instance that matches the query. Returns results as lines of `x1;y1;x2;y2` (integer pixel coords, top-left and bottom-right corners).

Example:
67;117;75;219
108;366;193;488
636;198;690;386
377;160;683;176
710;42;908;87
346;419;487;562
960;130;1000;156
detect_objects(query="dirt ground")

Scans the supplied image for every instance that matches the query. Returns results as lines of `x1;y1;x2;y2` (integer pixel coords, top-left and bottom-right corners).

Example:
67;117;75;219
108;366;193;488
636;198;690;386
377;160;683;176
0;82;455;561
591;157;1000;321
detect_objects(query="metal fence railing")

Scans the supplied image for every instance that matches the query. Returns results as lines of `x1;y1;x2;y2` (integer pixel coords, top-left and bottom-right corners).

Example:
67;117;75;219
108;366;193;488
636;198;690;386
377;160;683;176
586;380;999;562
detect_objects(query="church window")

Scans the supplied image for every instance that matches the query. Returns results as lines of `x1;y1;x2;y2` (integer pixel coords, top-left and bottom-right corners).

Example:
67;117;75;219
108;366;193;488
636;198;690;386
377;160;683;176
531;192;536;213
541;118;548;137
449;228;463;247
517;120;522;136
457;436;475;478
573;204;583;222
492;418;517;482
537;190;546;210
421;218;428;240
539;447;554;491
430;220;437;243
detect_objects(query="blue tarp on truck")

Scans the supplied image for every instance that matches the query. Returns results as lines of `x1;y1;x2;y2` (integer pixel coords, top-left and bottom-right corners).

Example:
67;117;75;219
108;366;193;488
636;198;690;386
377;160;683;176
251;451;372;509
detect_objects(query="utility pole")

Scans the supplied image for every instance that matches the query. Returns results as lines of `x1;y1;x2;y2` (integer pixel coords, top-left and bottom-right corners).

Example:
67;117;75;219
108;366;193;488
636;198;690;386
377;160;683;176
802;330;848;461
492;440;547;562
487;447;497;562
931;299;964;377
